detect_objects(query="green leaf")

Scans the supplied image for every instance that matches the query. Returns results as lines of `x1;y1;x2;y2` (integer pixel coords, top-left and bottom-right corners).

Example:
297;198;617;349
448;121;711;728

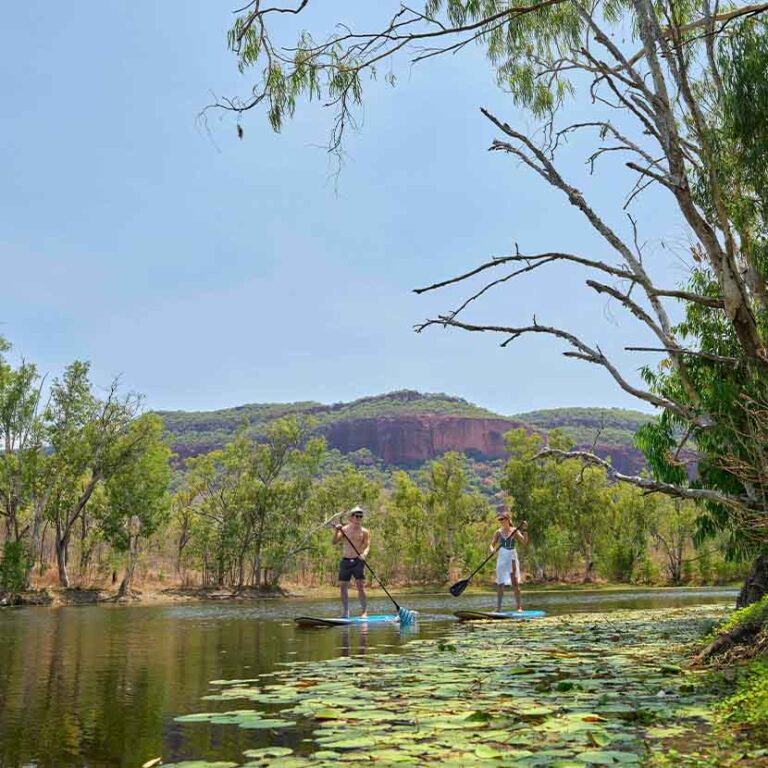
242;747;294;758
576;750;641;765
474;744;503;759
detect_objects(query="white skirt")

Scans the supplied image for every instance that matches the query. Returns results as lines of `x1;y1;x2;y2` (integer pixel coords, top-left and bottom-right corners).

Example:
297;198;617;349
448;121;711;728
496;548;520;585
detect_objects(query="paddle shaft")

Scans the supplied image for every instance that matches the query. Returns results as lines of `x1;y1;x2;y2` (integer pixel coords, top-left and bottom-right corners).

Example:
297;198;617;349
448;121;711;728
463;522;525;584
336;525;403;613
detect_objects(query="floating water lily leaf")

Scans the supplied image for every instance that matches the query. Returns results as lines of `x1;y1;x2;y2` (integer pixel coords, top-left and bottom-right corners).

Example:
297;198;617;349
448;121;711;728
644;725;686;738
516;706;555;719
474;744;503;759
464;710;493;722
320;736;377;750
587;730;612;747
313;708;346;720
243;747;294;758
346;708;401;721
239;718;296;729
160;763;239;768
209;678;260;686
364;750;419;763
174;713;219;723
172;606;730;767
576;750;641;764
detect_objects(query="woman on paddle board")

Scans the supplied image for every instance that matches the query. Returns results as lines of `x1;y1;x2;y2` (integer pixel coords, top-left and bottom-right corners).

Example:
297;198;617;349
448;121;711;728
490;505;528;612
332;505;371;619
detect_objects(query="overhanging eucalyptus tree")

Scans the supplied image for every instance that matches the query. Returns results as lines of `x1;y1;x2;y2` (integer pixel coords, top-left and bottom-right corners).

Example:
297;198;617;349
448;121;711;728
214;0;768;603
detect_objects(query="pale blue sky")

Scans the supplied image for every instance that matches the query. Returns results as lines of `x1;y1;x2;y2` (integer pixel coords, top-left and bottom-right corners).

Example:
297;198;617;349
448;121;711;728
1;2;693;415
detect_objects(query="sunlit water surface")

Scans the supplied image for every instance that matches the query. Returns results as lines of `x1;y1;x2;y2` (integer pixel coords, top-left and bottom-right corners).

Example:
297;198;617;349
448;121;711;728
0;586;738;767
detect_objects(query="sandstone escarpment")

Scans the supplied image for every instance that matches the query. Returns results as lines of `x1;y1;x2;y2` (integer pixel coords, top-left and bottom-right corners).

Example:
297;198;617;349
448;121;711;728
321;415;525;465
162;392;655;474
320;415;647;473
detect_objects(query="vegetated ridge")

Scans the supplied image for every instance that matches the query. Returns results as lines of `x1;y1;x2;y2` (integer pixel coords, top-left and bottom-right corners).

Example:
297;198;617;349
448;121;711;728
159;390;654;475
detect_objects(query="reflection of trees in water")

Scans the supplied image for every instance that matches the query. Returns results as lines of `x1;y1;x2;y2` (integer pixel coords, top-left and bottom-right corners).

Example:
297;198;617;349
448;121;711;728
0;608;289;767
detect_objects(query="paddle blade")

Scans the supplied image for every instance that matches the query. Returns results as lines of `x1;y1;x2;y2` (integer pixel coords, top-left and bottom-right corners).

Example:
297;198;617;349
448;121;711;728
449;579;469;597
398;606;417;627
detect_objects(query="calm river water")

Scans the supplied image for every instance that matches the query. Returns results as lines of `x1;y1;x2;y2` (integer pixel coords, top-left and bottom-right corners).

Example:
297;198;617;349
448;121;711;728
0;587;737;768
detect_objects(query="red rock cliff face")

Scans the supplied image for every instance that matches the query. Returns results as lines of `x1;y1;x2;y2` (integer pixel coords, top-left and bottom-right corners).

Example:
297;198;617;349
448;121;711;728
321;414;650;474
321;416;526;464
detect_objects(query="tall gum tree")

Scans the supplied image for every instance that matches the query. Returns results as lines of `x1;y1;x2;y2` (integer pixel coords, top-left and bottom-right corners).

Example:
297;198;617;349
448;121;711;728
213;1;768;605
44;363;149;587
101;414;172;598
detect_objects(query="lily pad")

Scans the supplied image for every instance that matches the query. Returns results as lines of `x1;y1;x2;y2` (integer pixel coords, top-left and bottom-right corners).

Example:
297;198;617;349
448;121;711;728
576;750;641;765
239;718;296;729
161;763;239;768
313;708;346;720
243;747;294;758
320;736;378;750
171;606;731;767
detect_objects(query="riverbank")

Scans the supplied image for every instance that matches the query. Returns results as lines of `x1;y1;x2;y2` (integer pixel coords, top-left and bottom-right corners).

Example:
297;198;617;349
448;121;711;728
1;581;743;609
0;585;287;608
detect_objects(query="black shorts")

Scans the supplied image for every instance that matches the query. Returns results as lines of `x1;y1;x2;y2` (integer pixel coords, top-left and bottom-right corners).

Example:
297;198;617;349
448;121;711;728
338;557;365;582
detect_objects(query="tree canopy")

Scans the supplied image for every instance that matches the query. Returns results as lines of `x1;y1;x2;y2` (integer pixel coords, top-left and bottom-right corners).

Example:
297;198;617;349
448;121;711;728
216;1;768;589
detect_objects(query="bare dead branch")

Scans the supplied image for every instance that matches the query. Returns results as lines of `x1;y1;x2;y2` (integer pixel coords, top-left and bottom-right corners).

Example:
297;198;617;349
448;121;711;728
537;447;762;511
415;314;703;422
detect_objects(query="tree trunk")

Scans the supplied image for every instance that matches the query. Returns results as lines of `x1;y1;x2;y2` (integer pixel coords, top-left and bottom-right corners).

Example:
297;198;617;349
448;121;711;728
117;534;140;598
79;513;91;573
26;499;46;588
737;554;768;608
55;522;70;588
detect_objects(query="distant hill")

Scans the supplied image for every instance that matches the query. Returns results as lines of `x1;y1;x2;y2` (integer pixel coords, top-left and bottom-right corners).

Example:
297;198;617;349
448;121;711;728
158;391;655;474
512;407;656;476
514;407;655;448
159;390;502;460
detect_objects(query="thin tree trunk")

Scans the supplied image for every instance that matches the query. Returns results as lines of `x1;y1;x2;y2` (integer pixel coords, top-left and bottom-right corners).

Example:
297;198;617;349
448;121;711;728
117;534;140;598
55;527;70;588
26;498;47;587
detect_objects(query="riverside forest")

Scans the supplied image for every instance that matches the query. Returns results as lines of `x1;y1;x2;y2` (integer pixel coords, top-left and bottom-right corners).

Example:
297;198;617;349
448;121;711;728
4;0;768;766
0;349;744;596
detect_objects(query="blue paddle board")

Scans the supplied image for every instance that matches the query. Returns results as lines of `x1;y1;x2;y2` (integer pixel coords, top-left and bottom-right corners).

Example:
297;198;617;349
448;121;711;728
454;610;546;621
294;614;398;627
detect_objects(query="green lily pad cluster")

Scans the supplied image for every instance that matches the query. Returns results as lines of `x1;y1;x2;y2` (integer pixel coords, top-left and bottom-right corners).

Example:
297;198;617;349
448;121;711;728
169;606;729;766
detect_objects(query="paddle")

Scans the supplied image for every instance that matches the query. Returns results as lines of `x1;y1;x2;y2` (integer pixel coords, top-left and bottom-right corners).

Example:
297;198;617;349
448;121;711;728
449;521;525;597
335;524;417;627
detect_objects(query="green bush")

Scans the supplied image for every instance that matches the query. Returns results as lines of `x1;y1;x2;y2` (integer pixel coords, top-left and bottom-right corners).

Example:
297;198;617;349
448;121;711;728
719;659;768;744
635;555;662;585
0;541;30;592
713;557;748;584
695;548;713;585
598;542;638;582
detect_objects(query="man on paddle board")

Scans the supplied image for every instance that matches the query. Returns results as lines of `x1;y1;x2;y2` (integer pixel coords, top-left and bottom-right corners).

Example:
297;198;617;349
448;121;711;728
490;505;528;612
332;505;371;618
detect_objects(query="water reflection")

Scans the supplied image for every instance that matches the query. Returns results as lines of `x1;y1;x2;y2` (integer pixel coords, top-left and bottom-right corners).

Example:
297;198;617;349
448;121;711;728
0;587;738;768
339;623;369;656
